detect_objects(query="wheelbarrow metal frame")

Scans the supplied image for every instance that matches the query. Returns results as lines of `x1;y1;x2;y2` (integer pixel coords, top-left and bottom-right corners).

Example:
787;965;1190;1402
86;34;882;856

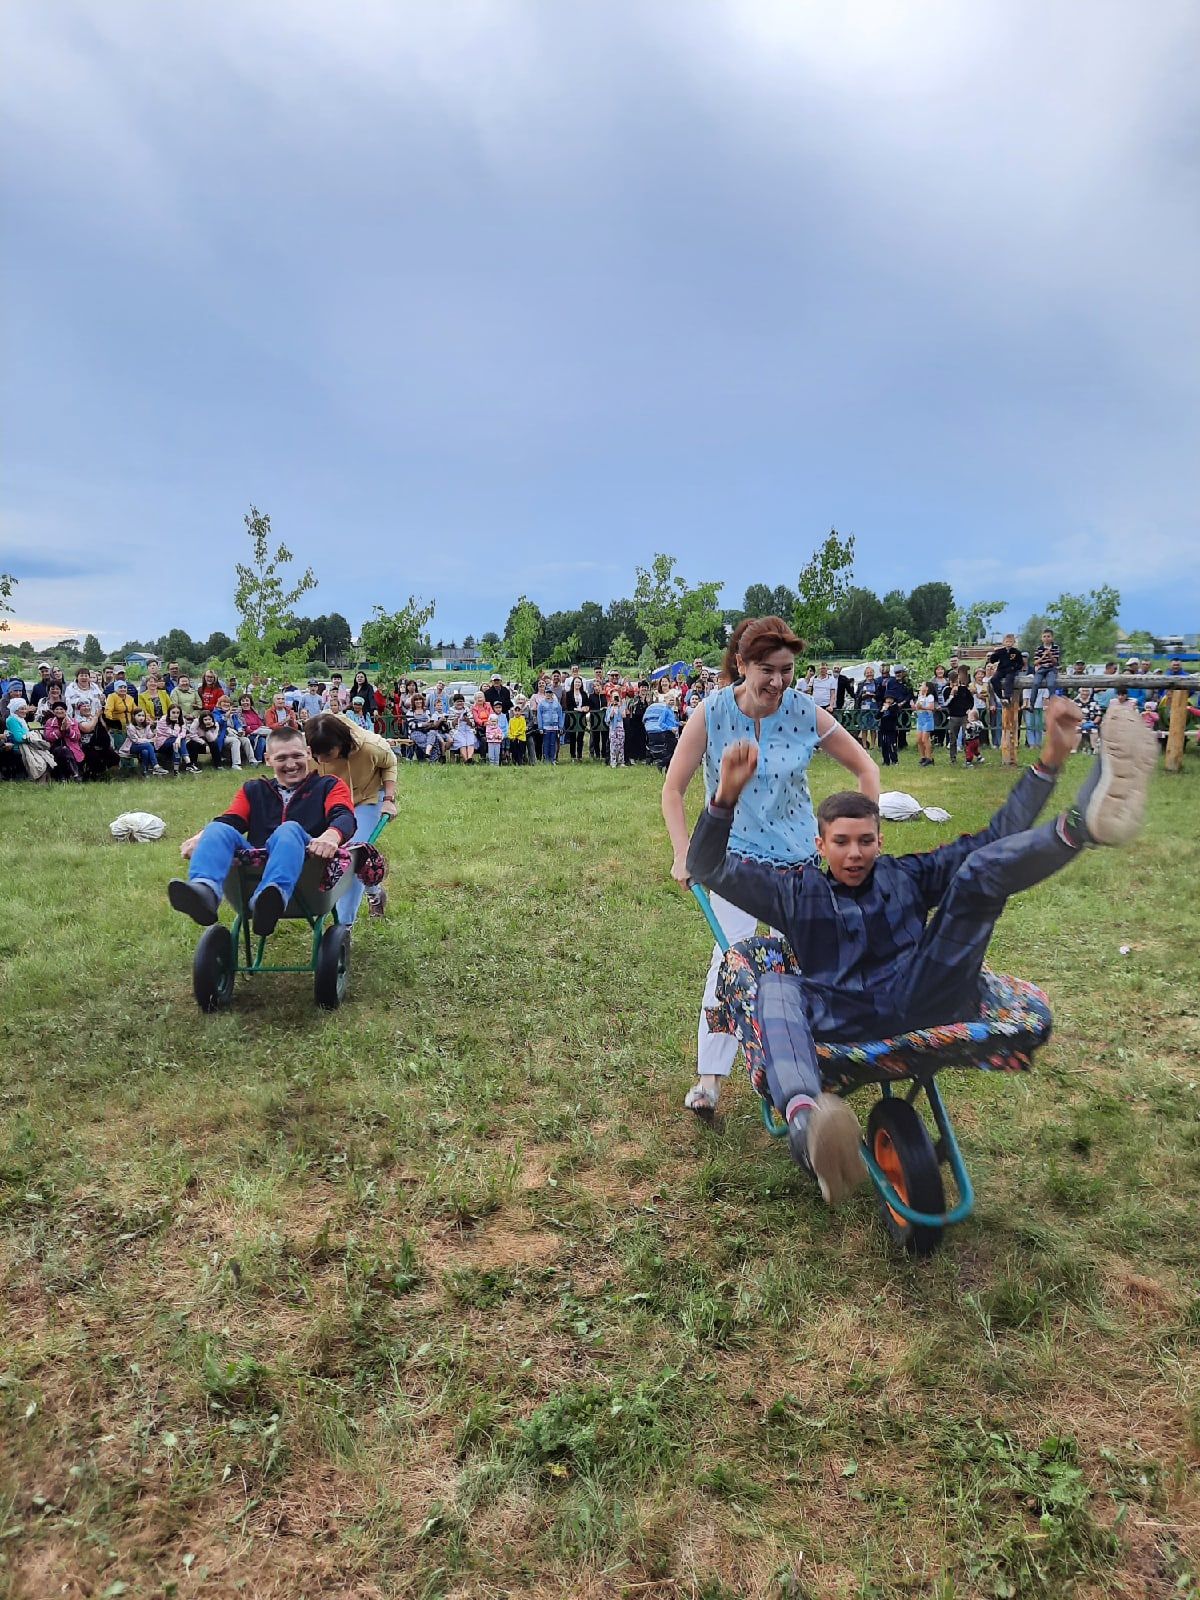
206;815;389;983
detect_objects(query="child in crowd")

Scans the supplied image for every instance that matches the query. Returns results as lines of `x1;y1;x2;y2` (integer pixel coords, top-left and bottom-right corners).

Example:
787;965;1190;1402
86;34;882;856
508;699;528;764
914;682;936;766
878;697;900;766
986;634;1024;707
963;710;986;767
122;707;165;777
485;703;507;764
606;692;626;767
1032;629;1061;696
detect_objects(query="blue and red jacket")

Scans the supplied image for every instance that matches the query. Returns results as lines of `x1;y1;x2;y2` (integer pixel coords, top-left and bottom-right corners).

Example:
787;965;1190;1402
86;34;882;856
213;774;356;848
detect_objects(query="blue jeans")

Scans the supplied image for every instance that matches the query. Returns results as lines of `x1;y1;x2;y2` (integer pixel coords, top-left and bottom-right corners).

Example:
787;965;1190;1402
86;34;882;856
336;797;382;925
129;740;157;773
189;820;308;911
541;729;560;763
1032;667;1058;696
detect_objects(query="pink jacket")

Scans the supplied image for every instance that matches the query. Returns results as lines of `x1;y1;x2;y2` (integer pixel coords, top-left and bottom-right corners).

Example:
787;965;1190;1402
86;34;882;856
45;716;84;763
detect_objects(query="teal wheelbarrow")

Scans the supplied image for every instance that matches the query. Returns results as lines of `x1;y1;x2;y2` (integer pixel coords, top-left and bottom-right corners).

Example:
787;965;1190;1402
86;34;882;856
190;817;390;1014
691;884;1053;1256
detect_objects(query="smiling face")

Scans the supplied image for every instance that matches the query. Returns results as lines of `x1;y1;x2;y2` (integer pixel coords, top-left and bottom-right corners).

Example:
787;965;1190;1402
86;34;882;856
267;731;309;784
817;812;883;886
737;647;795;714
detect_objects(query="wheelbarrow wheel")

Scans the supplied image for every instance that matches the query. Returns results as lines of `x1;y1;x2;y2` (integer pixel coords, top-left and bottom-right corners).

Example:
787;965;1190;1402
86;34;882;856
314;923;350;1009
193;925;235;1012
866;1097;945;1257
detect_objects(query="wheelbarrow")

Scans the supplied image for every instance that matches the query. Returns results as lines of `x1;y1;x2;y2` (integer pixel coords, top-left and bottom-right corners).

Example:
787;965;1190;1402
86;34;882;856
190;817;389;1013
691;884;1053;1255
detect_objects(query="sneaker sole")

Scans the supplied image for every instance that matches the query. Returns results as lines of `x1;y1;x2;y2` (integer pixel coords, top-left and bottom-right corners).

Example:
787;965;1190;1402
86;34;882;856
806;1093;867;1206
1085;706;1159;846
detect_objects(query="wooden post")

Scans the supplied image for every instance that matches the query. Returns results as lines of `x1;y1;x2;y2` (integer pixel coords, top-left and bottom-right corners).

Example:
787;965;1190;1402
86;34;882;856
1165;688;1189;774
1001;695;1020;766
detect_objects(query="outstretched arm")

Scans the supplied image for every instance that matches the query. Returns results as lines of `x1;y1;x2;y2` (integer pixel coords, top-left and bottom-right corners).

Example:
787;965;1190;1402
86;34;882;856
686;741;809;931
896;700;1082;908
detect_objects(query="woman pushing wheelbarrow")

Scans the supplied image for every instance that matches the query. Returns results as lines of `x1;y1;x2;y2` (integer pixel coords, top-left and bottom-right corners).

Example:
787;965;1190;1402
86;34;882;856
686;697;1156;1249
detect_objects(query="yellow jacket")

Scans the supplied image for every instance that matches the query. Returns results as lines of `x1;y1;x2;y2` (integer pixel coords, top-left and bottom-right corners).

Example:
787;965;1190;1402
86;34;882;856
309;714;398;806
139;688;172;722
105;691;138;729
508;714;528;741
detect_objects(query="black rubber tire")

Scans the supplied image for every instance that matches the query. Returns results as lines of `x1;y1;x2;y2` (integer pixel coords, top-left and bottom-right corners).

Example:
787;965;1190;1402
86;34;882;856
193;924;235;1012
866;1097;945;1257
314;923;350;1009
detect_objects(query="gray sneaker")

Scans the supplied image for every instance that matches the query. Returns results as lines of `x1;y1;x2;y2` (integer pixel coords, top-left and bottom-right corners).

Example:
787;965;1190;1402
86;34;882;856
1079;701;1158;847
805;1093;867;1206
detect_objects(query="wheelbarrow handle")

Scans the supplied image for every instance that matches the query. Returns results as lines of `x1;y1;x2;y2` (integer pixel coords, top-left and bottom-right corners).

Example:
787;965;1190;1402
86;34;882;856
690;882;729;952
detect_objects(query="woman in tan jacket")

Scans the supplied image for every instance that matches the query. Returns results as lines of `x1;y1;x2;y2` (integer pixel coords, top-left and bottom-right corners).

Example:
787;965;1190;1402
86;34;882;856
305;713;398;922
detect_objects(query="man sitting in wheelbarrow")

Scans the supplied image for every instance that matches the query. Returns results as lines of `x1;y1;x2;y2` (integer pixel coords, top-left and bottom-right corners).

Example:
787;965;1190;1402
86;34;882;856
686;697;1157;1206
168;724;356;935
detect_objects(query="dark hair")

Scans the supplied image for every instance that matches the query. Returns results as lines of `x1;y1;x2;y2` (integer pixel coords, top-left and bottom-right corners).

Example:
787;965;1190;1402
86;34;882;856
266;723;306;746
816;791;881;835
722;615;804;682
304;713;354;758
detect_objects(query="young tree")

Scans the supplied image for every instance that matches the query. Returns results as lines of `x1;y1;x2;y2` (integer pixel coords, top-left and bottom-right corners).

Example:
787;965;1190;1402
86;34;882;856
634;553;723;664
359;596;437;683
480;630;502;652
608;631;638;673
0;572;14;631
1123;628;1156;656
233;505;318;676
505;596;543;678
792;530;855;656
1045;586;1120;662
82;633;104;664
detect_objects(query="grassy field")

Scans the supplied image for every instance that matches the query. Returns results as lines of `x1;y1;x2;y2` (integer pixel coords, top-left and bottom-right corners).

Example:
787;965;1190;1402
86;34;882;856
1;749;1198;1599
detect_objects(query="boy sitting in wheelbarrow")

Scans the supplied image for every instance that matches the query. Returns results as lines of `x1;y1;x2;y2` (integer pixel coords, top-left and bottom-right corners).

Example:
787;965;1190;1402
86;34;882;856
686;698;1157;1206
168;725;356;935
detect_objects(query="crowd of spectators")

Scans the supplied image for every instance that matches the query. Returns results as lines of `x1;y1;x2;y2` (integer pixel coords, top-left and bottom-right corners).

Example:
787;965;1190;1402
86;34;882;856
1;644;1195;785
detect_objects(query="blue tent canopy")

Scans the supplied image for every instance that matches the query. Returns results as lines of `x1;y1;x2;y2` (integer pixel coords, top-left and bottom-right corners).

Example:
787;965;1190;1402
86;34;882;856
649;660;690;681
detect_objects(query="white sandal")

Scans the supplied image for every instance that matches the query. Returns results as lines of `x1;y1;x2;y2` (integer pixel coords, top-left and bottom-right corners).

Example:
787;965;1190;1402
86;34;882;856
684;1082;719;1122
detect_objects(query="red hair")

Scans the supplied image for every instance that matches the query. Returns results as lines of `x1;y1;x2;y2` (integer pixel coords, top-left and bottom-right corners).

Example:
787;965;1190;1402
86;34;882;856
722;615;804;682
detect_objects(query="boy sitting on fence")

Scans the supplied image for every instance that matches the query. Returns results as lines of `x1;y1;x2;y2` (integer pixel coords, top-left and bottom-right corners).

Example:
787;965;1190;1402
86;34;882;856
686;699;1157;1206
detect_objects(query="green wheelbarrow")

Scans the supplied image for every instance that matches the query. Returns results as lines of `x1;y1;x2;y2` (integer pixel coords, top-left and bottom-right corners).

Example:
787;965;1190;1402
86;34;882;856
691;883;1053;1255
190;817;390;1014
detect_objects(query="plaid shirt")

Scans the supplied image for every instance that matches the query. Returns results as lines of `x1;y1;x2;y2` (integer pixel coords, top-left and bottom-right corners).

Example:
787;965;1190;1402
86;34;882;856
687;768;1056;1040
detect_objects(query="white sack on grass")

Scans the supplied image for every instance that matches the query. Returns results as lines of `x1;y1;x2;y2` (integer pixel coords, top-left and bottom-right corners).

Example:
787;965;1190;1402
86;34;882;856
110;811;166;843
878;791;952;824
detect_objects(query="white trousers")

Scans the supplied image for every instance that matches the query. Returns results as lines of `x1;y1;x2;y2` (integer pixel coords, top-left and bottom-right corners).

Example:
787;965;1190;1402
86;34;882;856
697;892;772;1078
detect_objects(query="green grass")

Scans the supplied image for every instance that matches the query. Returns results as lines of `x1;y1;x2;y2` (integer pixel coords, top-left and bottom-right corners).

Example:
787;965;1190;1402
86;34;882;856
1;750;1198;1598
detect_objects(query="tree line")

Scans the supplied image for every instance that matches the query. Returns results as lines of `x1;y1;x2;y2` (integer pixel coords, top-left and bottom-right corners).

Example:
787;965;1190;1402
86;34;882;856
2;510;1139;687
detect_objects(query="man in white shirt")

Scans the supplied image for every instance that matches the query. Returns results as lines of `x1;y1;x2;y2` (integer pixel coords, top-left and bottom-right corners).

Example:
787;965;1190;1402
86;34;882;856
809;663;836;711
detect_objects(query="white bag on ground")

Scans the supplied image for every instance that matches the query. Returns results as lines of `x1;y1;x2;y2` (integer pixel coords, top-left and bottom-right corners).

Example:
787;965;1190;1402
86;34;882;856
110;811;166;843
878;791;951;824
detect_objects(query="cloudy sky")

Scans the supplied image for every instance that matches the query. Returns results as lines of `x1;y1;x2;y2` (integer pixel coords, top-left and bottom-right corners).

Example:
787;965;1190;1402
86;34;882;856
3;0;1198;648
